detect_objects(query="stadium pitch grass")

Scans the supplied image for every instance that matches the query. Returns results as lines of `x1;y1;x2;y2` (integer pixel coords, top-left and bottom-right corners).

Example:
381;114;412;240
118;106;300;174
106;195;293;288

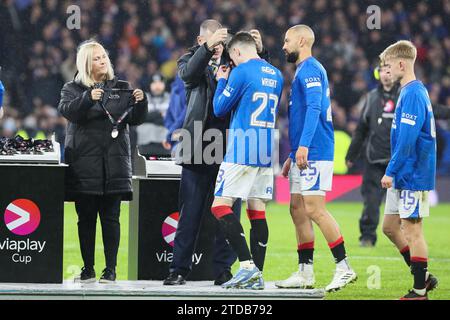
63;202;450;300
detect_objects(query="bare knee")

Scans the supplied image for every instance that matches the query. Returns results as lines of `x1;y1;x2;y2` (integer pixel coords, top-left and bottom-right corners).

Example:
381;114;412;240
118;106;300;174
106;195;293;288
290;196;304;218
304;201;326;224
290;194;304;212
382;224;396;238
292;204;315;234
290;205;307;226
289;202;301;215
383;216;401;238
402;219;423;243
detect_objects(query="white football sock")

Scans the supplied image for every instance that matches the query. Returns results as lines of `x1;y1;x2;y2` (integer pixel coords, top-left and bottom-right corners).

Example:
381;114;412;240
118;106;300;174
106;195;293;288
240;260;255;270
299;263;314;273
413;288;426;296
336;258;352;271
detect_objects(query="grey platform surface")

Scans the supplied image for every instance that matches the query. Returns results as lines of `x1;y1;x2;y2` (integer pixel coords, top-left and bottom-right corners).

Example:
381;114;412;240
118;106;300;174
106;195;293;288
0;281;325;300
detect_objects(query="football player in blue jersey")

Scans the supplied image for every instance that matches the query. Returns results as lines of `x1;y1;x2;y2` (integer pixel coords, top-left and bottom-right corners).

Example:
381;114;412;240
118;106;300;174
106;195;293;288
211;32;284;290
275;25;357;292
380;40;438;300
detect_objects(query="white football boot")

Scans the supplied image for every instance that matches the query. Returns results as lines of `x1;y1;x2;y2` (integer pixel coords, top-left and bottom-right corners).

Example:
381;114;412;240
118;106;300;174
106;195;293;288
275;264;315;289
325;261;357;292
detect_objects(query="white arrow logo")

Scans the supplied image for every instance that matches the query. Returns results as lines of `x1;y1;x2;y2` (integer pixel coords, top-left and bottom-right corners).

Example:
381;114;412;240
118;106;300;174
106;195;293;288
6;203;30;231
163;215;178;244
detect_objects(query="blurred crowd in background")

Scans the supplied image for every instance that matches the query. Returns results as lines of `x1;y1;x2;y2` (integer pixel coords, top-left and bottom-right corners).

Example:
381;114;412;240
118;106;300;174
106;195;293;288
1;0;450;174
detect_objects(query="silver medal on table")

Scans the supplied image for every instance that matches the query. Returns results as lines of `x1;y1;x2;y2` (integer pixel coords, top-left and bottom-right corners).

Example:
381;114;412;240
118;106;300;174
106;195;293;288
111;128;119;138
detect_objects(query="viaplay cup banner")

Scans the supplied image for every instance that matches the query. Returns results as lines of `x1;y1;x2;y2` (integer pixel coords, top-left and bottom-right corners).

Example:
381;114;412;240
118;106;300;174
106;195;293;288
131;178;216;280
0;164;64;283
1;199;45;264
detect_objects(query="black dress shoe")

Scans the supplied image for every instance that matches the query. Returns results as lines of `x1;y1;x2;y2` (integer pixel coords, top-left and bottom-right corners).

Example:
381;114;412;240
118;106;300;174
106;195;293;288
359;239;375;247
399;289;428;300
426;273;438;292
99;268;116;283
214;270;233;286
75;267;96;284
163;273;186;285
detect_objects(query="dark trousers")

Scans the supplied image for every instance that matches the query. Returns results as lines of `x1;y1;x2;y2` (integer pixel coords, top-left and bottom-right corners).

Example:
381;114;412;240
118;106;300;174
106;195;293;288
74;194;122;270
170;166;241;278
359;161;387;244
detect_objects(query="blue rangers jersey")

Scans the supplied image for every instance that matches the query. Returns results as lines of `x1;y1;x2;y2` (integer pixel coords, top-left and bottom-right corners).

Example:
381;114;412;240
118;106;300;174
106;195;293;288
213;59;283;167
288;57;334;161
386;80;436;190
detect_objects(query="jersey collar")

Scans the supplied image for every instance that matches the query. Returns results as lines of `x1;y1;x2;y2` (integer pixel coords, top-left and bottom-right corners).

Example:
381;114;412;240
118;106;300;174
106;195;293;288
401;79;420;90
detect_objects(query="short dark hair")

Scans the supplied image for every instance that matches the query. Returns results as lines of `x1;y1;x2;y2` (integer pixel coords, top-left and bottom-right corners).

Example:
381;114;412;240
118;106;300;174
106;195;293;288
227;31;257;51
199;19;222;36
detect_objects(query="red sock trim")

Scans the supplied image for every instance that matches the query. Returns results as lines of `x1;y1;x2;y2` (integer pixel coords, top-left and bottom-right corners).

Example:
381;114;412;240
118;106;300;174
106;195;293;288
411;256;428;263
211;206;233;219
400;246;410;254
328;236;344;249
298;241;315;250
246;209;266;220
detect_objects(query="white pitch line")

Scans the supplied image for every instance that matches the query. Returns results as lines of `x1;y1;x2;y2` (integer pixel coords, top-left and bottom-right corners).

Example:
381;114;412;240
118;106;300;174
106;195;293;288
269;252;450;263
350;255;450;263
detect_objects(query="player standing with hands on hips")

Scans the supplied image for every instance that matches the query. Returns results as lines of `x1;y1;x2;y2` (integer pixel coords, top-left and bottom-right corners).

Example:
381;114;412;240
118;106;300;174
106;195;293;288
275;25;357;292
211;32;283;289
379;40;438;300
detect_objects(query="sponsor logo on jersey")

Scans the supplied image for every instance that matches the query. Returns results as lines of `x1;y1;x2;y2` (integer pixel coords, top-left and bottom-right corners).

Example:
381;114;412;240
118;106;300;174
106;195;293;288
306;82;321;88
304;77;321;83
261;66;275;75
401;112;417;126
223;85;235;97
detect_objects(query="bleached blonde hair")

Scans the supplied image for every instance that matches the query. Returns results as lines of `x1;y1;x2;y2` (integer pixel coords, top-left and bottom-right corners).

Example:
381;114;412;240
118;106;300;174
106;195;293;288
75;40;114;87
379;40;417;65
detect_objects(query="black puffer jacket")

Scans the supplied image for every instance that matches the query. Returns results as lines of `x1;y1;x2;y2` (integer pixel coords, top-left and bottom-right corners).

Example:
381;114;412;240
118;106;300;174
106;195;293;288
58;77;147;200
346;84;400;165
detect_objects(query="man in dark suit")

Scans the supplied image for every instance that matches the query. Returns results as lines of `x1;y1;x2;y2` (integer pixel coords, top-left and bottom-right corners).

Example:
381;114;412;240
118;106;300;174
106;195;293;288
164;19;268;285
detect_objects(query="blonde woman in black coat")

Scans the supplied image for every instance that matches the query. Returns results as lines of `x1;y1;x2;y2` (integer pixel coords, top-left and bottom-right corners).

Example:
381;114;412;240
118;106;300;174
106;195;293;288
58;40;147;283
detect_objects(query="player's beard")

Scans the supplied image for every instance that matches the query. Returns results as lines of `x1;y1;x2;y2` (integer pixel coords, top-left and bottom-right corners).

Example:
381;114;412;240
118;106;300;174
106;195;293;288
285;50;299;63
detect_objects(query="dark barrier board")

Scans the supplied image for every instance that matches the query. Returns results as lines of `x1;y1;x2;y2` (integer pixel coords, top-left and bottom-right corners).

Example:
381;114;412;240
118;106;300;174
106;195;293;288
128;177;216;281
0;164;65;283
